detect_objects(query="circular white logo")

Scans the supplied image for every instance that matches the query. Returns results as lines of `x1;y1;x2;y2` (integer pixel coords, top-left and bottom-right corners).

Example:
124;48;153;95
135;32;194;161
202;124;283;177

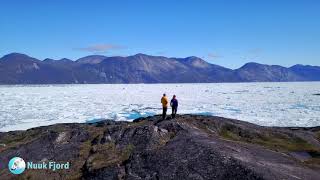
8;157;26;175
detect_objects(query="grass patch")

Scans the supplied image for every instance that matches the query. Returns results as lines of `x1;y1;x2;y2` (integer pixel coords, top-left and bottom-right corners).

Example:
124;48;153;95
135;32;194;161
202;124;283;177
88;142;135;170
316;131;320;141
0;129;42;151
219;124;318;152
220;124;320;166
304;158;320;167
127;120;148;127
79;140;92;158
181;118;217;136
121;144;135;162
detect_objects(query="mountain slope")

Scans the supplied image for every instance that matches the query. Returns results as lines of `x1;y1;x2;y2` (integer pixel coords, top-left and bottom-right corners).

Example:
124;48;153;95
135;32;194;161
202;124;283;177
290;64;320;81
235;62;304;82
0;53;76;84
76;55;107;64
0;53;319;84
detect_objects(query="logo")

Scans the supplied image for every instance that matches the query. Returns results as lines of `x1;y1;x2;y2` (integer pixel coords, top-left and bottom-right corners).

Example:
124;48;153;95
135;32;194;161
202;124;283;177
8;157;26;175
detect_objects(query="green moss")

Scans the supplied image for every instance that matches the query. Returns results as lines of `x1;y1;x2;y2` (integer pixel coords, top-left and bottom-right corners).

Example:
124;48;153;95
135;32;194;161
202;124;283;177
76;126;105;160
0;129;42;151
120;144;135;162
304;158;320;167
128;120;148;127
181;119;216;136
158;133;172;146
220;124;320;166
79;141;92;157
88;142;135;170
219;124;244;141
220;127;239;140
75;127;106;176
304;150;320;166
316;131;320;141
219;124;319;153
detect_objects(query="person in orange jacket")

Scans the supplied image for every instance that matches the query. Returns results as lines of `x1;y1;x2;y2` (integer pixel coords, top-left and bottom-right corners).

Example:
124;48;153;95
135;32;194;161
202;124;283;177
161;93;169;120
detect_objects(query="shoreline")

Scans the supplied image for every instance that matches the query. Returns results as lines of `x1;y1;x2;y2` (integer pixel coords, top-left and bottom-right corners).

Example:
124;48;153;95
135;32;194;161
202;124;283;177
1;114;320;133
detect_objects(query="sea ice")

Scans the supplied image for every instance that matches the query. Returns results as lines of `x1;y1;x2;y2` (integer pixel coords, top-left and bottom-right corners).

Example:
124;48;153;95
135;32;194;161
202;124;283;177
0;82;320;131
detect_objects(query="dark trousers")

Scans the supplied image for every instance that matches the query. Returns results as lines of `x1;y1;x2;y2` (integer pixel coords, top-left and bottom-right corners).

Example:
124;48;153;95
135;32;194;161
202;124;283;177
172;107;177;118
162;107;167;120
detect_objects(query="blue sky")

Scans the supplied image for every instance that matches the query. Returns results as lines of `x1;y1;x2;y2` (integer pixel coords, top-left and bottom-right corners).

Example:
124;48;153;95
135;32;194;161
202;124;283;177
0;0;319;68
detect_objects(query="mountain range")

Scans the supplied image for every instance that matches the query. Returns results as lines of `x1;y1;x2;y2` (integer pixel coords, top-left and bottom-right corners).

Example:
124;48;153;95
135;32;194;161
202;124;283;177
0;53;319;84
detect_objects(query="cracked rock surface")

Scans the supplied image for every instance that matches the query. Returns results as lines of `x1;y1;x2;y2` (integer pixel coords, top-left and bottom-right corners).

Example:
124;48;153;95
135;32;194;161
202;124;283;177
0;115;319;180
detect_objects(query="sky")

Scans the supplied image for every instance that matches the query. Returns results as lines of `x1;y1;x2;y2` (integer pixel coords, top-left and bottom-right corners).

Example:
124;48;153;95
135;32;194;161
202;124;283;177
0;0;319;69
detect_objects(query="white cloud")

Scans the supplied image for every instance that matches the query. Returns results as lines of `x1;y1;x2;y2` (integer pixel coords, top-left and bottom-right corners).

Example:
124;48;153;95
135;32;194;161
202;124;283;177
74;44;124;53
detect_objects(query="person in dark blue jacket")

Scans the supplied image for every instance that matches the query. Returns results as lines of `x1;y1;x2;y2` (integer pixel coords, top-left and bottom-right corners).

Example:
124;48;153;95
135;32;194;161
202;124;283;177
170;95;178;118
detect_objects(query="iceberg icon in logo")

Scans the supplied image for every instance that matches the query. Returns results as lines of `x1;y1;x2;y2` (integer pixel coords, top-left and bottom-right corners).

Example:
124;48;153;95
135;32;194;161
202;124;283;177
8;157;26;175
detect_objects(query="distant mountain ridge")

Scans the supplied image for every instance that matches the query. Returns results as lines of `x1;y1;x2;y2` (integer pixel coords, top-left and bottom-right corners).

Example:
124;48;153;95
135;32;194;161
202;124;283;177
0;52;319;84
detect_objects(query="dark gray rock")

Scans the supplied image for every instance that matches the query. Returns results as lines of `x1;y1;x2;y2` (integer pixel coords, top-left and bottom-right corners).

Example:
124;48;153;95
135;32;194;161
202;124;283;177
0;115;319;179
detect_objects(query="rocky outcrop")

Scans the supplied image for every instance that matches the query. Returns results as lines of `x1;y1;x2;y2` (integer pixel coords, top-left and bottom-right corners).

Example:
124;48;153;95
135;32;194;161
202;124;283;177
0;115;319;179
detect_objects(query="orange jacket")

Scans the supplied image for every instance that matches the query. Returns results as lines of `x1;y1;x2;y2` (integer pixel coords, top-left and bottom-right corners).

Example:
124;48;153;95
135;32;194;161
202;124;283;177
161;96;168;107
